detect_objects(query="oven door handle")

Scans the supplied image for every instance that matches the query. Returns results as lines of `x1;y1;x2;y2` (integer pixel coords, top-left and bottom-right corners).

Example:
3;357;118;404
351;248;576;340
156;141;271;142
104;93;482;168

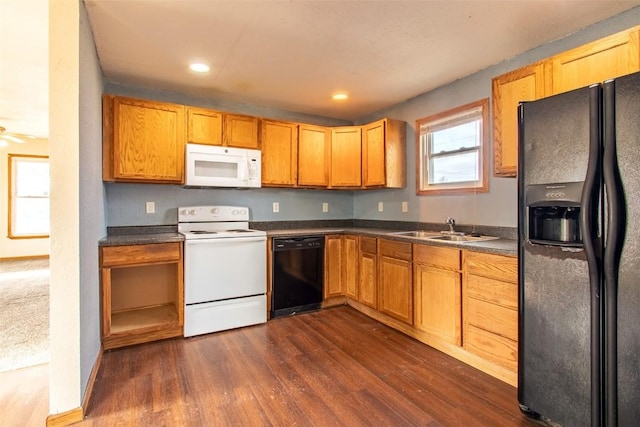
184;236;267;245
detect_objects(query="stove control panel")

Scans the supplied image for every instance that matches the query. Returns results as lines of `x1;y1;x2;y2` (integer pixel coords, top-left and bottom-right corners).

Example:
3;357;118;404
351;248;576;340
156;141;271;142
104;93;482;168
178;205;250;222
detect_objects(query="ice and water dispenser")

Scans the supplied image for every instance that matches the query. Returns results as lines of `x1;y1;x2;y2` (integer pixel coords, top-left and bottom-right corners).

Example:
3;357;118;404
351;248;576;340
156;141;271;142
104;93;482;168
526;182;583;246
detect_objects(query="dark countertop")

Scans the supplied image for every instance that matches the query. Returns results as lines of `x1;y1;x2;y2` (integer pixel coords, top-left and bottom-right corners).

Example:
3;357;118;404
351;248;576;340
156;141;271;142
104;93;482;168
99;224;517;256
99;225;184;247
266;227;517;256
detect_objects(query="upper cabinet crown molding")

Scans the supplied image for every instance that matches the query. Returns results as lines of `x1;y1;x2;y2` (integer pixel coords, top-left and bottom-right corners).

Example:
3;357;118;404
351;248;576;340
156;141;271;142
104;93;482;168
492;25;640;178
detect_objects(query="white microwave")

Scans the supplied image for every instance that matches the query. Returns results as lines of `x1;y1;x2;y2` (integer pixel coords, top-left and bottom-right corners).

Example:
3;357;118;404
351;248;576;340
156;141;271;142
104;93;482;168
185;143;261;188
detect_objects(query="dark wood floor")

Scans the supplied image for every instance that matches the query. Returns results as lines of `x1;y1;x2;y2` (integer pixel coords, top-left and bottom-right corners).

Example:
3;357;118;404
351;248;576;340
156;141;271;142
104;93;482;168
81;306;540;426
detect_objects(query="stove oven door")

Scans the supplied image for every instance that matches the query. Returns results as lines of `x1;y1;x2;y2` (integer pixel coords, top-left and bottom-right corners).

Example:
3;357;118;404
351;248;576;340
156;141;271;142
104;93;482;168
184;236;267;304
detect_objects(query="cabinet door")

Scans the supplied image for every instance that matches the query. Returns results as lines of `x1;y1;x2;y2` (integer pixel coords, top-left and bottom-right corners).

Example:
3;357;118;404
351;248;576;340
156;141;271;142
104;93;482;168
106;96;185;183
414;264;461;345
261;120;298;186
324;235;344;298
358;237;378;309
187;107;223;146
551;28;640;94
378;254;413;324
330;126;362;187
362;120;386;187
224;114;260;149
377;240;413;324
298;124;330;187
362;119;406;188
343;235;359;299
492;62;546;177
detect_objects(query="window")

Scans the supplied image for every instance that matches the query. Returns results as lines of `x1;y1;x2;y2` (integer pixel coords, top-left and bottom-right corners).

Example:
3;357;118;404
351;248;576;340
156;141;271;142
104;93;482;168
8;155;50;238
416;98;489;195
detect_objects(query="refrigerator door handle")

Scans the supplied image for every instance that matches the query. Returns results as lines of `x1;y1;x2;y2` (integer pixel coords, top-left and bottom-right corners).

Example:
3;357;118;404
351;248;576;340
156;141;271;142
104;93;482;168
602;79;626;427
582;83;603;427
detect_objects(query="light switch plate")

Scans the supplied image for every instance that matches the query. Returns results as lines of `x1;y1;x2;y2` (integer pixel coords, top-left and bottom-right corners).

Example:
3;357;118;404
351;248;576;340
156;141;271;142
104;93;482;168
378;202;384;212
273;202;279;213
402;201;408;213
145;201;155;214
322;202;329;212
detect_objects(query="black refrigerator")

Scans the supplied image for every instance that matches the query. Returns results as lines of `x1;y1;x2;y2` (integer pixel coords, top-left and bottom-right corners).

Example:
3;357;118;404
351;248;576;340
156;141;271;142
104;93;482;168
518;71;640;427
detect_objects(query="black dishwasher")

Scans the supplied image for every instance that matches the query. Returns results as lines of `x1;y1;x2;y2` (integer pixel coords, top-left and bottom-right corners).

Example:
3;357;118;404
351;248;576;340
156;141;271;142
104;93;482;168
271;236;324;318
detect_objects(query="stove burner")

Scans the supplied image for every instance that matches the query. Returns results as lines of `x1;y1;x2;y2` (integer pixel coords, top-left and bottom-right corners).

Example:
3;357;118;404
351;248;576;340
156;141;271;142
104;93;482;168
227;229;253;233
190;230;218;234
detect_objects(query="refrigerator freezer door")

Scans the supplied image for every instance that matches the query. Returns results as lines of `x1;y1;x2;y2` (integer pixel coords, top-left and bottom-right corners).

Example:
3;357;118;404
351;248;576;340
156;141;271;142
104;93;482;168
518;86;596;427
606;72;640;426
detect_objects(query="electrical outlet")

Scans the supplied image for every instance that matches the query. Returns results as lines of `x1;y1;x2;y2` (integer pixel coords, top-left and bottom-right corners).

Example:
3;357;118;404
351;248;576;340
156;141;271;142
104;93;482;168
322;202;329;213
378;202;384;212
273;202;279;213
402;201;408;213
145;201;155;214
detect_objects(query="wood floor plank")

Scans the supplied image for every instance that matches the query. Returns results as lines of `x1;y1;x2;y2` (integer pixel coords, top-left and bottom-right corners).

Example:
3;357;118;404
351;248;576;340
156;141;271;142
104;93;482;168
79;306;540;426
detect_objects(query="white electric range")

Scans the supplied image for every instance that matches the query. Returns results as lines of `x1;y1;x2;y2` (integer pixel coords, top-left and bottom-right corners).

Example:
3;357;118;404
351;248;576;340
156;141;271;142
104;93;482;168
178;206;267;337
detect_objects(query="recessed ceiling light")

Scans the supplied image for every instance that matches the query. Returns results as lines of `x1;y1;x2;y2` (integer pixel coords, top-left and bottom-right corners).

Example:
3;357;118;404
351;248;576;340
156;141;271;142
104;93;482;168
189;63;210;73
332;92;349;101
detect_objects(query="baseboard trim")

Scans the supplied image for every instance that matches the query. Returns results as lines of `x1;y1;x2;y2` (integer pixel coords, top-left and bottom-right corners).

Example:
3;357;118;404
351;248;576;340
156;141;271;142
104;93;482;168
46;345;103;426
0;255;49;261
46;408;83;427
82;345;103;414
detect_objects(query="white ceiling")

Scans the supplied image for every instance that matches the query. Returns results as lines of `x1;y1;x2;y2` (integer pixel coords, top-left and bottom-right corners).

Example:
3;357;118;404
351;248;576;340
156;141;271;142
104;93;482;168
2;1;640;139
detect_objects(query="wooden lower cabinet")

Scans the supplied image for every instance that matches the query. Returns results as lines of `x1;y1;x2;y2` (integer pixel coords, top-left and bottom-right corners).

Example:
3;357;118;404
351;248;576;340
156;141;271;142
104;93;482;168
343;235;358;299
100;242;184;350
413;245;462;345
377;239;413;325
358;237;378;309
463;251;518;373
324;235;344;299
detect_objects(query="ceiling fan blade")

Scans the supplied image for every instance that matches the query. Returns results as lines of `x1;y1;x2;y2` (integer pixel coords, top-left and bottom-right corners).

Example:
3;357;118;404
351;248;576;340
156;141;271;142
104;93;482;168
3;134;25;143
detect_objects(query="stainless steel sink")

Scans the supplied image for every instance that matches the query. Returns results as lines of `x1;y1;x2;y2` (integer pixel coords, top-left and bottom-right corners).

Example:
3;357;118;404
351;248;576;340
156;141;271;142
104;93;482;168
387;230;442;238
425;234;499;243
387;230;499;244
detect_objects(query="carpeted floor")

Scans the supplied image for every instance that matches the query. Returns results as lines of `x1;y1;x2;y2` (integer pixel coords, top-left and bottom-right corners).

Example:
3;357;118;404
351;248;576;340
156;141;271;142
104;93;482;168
0;259;50;372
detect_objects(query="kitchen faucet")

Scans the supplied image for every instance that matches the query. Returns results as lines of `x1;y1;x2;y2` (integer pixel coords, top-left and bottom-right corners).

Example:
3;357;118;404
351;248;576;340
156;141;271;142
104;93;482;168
445;217;457;234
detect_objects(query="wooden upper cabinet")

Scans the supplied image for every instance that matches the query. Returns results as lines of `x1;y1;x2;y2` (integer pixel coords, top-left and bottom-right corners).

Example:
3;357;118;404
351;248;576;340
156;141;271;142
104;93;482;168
330;126;362;187
492;62;547;177
298;124;330;187
103;95;185;184
187;107;223;146
224;113;260;149
261;120;298;186
362;119;406;188
551;27;640;94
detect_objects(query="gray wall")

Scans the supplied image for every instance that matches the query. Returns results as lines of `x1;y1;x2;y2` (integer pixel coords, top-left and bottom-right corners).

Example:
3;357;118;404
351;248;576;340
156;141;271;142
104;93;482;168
79;1;105;401
352;6;640;229
104;7;640;229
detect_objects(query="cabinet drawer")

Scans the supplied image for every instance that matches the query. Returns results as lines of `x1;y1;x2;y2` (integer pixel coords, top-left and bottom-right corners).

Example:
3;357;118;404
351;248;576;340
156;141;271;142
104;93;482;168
414;244;460;270
466;273;517;309
101;243;181;267
466;296;518;341
464;251;517;283
464;324;517;372
379;239;412;261
360;236;377;254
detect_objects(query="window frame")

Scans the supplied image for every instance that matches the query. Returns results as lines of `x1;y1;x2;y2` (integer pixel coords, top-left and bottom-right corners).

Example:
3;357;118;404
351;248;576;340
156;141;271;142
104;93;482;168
7;154;50;239
415;98;489;195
